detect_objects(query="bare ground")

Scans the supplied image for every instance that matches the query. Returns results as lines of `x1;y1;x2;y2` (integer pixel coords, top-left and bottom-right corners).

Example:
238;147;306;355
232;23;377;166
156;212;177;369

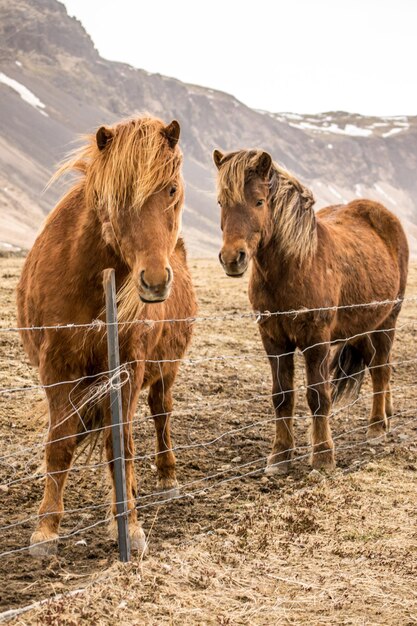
0;257;416;625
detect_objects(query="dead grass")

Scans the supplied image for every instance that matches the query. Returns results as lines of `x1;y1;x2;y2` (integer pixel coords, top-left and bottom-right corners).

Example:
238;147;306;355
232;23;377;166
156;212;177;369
9;455;417;625
0;258;416;625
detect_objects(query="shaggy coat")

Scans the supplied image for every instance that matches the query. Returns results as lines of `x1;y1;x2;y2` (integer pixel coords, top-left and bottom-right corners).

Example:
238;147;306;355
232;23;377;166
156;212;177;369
17;116;197;556
214;148;408;472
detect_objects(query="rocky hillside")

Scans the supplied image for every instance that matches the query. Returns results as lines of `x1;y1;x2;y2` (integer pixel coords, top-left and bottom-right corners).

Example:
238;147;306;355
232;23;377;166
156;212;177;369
1;0;416;255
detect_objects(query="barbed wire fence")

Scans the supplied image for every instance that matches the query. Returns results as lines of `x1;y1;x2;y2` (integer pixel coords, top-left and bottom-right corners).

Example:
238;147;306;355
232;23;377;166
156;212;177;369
0;294;416;567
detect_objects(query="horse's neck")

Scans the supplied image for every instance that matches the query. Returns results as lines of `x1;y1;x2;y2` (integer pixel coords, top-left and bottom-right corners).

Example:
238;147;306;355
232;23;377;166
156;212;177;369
251;220;325;306
253;237;292;284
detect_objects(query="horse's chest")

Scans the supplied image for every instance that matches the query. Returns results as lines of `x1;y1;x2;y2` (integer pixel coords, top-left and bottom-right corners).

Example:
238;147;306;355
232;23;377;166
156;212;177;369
249;272;329;338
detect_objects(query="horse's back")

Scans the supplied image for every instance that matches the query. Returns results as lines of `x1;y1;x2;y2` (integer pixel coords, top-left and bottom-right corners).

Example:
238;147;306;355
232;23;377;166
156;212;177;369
319;199;408;280
315;199;409;337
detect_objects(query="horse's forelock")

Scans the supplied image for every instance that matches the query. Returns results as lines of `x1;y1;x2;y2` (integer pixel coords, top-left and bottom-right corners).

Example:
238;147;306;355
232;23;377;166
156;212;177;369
50;116;183;217
216;150;264;205
91;117;183;213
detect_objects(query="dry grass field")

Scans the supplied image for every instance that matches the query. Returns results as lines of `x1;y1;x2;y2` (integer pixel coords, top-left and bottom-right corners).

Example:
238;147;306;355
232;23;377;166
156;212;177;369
0;256;416;625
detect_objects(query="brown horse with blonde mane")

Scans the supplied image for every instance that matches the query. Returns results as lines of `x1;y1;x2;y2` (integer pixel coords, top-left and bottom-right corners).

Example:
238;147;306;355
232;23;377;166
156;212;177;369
17;115;197;556
213;148;408;473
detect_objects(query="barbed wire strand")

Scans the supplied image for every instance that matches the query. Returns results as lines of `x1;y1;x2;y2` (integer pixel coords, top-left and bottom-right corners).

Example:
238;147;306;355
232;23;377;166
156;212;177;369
1;320;415;396
2;295;416;334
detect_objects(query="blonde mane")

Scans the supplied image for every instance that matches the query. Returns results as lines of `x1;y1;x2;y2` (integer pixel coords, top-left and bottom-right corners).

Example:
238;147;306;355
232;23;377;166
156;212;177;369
217;150;317;263
50;115;183;217
48;115;184;324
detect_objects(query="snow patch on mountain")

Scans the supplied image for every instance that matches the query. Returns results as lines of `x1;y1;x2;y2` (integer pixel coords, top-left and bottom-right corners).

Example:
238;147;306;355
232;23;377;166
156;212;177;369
382;127;405;138
0;72;48;116
267;112;410;139
290;121;373;137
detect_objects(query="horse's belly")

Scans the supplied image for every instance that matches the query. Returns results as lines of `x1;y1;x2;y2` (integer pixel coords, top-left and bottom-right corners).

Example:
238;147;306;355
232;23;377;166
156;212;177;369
331;302;397;341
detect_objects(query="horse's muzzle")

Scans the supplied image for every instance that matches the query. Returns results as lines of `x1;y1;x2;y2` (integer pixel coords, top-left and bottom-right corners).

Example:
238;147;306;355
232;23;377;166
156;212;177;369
138;267;172;303
219;249;248;277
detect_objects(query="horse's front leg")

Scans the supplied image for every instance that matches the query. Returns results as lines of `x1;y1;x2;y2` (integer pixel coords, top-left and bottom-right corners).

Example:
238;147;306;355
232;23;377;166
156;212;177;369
261;332;296;475
105;375;147;555
148;368;179;498
303;342;336;470
30;386;78;557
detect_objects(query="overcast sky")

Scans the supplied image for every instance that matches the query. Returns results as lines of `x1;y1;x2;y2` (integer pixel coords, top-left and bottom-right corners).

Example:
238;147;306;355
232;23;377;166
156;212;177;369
62;0;417;116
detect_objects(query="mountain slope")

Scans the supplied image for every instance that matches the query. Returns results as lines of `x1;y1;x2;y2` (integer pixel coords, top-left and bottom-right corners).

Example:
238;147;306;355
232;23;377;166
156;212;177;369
1;0;416;255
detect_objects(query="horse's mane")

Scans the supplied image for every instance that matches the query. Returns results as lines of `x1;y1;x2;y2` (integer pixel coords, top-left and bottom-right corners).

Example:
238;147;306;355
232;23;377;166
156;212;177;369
49;115;183;216
217;150;317;263
47;115;184;325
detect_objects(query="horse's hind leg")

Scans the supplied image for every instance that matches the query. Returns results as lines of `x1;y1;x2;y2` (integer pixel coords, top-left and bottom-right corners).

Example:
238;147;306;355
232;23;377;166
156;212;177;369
148;365;179;497
104;379;146;554
361;329;395;440
30;386;78;557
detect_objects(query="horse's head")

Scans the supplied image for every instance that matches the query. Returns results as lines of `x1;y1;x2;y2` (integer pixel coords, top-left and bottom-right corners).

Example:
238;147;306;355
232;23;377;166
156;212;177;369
92;116;184;303
213;149;274;277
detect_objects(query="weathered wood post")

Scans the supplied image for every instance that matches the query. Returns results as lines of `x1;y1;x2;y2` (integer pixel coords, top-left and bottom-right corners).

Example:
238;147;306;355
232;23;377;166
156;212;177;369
103;268;131;562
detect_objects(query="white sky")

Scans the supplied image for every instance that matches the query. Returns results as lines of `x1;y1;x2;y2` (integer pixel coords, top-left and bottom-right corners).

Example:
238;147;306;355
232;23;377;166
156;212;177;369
62;0;417;116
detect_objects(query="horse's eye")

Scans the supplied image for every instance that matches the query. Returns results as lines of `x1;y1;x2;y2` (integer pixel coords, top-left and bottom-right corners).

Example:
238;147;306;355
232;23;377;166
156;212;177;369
256;199;264;207
217;200;222;207
169;186;177;197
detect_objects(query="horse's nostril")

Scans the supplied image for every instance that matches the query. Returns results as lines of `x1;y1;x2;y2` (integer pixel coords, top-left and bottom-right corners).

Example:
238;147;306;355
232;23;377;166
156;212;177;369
218;252;224;265
166;267;172;285
237;250;247;265
140;270;149;289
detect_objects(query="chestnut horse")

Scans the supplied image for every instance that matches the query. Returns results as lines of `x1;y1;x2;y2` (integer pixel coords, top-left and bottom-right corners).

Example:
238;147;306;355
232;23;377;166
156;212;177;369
213;148;408;473
17;116;197;556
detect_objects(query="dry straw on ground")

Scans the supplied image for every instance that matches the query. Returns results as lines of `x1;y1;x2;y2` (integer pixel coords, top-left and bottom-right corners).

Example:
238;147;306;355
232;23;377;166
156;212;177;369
0;258;416;625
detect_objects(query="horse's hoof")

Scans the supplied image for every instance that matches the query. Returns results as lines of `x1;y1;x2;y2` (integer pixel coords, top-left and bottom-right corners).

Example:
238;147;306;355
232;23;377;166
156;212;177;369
367;425;387;441
130;525;148;556
311;449;336;471
265;460;291;476
266;451;292;475
109;521;148;556
29;530;58;558
158;486;180;501
157;478;180;501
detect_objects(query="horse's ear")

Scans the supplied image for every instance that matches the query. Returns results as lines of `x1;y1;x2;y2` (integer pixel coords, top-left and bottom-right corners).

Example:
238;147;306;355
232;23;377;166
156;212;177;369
256;152;272;178
213;149;224;170
96;126;113;151
164;120;180;148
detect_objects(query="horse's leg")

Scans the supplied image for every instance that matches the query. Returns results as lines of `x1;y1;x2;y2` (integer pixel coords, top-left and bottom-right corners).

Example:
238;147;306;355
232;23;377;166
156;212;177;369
148;366;179;497
105;375;147;554
261;335;296;475
30;386;78;557
366;330;394;439
304;342;335;470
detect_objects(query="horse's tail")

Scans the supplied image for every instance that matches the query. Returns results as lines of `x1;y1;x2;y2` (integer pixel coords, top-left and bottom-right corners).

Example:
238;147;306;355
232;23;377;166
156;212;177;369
73;403;105;464
330;343;366;403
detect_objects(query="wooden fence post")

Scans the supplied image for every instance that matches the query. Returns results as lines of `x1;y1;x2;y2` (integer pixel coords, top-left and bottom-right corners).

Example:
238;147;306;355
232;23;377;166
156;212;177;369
103;268;131;562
